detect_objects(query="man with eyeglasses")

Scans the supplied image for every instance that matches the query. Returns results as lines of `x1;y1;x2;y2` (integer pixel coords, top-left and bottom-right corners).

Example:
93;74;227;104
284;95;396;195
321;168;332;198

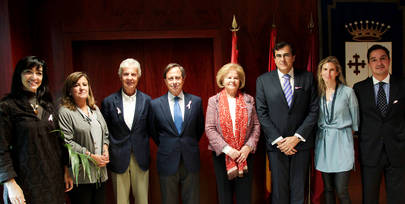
256;41;319;204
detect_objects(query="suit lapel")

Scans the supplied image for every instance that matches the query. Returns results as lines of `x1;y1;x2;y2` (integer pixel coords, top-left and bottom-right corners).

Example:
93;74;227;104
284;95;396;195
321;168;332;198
290;71;301;110
364;77;383;117
131;91;144;131
270;71;289;108
387;77;399;116
114;91;131;132
160;94;178;135
181;93;192;134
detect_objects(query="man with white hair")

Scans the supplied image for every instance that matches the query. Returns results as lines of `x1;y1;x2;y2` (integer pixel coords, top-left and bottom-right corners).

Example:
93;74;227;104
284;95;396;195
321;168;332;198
101;58;151;204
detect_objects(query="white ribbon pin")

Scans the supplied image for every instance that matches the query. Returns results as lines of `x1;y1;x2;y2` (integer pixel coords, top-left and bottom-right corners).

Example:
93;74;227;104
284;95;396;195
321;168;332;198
186;100;192;109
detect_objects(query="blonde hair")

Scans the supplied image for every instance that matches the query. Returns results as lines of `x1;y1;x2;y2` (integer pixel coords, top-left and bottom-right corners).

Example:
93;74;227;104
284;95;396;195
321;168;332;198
216;63;245;89
61;72;96;110
317;56;346;96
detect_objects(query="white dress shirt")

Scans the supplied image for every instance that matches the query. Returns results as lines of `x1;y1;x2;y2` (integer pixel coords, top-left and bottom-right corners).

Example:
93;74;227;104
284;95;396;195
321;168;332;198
272;68;305;145
122;89;137;130
168;91;185;121
278;68;295;95
372;74;390;104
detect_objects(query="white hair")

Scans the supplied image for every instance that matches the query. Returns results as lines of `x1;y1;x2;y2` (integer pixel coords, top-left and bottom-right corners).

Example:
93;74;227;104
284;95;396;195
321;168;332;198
118;58;142;77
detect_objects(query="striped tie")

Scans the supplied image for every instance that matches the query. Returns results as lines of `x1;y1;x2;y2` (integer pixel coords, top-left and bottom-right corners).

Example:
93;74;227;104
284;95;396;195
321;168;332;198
283;74;292;107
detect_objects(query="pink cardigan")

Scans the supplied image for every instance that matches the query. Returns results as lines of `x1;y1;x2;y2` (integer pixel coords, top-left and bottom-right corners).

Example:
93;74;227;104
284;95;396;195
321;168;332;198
205;92;261;156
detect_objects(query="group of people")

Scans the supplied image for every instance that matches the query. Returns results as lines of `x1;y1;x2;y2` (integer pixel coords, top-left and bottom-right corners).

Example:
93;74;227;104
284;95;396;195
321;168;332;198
0;41;403;204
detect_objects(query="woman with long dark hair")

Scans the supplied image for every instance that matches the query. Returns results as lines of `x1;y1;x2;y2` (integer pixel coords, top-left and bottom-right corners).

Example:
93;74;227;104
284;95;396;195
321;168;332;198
0;56;73;204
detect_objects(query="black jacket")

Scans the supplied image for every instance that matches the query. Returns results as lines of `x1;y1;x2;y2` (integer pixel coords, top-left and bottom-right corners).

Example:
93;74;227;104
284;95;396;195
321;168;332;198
0;93;67;204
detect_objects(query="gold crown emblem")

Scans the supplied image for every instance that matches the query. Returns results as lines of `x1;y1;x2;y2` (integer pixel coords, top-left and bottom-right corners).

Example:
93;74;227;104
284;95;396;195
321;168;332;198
345;20;390;42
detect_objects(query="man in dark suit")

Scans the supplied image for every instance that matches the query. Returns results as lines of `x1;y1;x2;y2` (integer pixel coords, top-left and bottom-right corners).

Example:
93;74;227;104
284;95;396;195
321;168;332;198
256;42;319;204
353;44;405;204
150;63;205;204
101;58;151;204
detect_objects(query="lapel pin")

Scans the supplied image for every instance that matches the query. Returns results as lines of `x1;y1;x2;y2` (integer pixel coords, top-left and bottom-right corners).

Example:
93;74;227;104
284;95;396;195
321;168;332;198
186;100;192;109
393;100;398;104
295;86;302;89
117;107;121;114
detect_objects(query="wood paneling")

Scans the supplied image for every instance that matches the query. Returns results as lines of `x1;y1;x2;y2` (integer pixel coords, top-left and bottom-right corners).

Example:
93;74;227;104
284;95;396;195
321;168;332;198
71;37;217;203
0;0;12;97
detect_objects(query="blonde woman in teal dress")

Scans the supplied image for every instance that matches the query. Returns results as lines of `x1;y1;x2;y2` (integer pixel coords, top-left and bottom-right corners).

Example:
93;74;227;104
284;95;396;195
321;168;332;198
315;56;359;204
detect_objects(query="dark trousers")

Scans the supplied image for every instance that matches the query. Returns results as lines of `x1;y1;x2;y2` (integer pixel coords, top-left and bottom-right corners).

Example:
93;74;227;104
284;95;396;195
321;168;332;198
322;171;351;204
361;149;405;204
212;152;254;204
68;182;106;204
159;159;200;204
268;150;310;204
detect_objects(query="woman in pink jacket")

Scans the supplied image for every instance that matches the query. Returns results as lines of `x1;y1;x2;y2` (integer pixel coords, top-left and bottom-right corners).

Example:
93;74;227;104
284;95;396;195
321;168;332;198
205;63;260;204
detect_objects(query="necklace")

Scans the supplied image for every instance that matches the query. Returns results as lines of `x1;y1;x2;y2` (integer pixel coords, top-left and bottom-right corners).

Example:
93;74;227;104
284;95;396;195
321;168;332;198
323;84;338;124
30;103;39;115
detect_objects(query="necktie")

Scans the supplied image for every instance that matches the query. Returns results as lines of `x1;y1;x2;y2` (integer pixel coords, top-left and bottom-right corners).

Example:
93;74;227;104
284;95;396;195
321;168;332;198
283;74;293;107
377;82;388;117
174;96;183;134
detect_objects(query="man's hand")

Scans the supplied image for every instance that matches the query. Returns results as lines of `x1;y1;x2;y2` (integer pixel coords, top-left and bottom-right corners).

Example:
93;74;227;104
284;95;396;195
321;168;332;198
277;136;299;155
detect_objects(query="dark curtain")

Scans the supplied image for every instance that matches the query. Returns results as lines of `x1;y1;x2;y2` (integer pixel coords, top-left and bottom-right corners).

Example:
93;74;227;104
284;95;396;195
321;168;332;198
72;38;217;204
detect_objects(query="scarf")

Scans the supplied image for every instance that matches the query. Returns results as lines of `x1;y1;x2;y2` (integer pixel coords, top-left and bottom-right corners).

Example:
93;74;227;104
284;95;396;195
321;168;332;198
218;89;248;180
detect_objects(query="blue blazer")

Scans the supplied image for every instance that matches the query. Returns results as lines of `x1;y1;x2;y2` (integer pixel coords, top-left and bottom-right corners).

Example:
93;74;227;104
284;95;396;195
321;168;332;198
150;92;205;176
101;89;152;173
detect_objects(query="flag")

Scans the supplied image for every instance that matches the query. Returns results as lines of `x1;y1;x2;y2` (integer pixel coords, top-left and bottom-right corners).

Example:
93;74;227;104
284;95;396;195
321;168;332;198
306;26;317;74
231;31;238;63
311;153;323;204
306;13;323;204
230;15;239;64
265;24;277;200
268;25;277;71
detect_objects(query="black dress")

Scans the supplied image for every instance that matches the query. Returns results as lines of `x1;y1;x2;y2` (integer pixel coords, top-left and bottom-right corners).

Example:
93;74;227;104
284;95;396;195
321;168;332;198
0;92;67;204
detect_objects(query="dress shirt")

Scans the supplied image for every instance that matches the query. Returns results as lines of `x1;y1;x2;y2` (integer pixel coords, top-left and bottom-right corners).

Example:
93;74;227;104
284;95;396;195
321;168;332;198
372;75;390;104
168;91;185;121
278;68;295;95
272;68;305;145
122;89;137;130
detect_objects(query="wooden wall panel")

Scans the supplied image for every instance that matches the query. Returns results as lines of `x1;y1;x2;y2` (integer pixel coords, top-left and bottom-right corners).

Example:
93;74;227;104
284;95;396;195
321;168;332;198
0;0;12;97
71;38;217;203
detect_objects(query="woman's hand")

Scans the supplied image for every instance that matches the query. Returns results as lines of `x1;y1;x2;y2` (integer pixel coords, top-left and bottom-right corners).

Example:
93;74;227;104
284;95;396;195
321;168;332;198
5;178;25;204
226;147;241;160
236;145;251;163
91;153;109;167
102;144;109;161
64;166;73;192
